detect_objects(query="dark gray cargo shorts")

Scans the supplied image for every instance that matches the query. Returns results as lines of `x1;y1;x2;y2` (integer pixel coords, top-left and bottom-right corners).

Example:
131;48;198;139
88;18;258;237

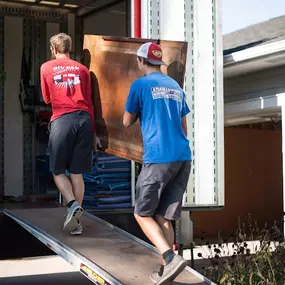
48;110;93;175
135;161;191;221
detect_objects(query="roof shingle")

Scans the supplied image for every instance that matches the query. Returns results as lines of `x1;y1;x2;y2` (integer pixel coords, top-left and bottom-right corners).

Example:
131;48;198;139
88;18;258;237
223;15;285;53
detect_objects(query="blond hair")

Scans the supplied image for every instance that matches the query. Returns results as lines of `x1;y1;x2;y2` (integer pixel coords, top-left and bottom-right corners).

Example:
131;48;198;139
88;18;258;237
50;33;72;54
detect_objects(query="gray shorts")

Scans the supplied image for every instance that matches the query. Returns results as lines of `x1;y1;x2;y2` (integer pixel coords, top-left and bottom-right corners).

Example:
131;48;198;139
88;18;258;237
49;110;93;175
135;161;191;221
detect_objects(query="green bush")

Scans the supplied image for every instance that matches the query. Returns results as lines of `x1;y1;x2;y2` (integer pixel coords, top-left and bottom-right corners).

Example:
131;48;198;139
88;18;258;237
199;216;285;285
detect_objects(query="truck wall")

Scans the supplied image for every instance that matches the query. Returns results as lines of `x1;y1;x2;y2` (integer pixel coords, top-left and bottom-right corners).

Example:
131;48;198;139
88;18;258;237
4;17;24;198
192;127;282;238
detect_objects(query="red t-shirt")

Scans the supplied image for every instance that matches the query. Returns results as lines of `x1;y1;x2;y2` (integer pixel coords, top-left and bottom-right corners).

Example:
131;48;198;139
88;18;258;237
40;57;96;132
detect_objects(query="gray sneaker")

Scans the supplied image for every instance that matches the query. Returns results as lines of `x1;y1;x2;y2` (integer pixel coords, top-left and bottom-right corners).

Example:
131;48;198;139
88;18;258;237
150;265;164;283
150;255;187;285
63;201;84;232
70;220;83;236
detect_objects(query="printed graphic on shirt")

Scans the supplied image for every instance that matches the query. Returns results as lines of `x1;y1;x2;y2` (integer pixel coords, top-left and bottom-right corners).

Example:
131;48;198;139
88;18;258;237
151;87;182;102
52;65;81;90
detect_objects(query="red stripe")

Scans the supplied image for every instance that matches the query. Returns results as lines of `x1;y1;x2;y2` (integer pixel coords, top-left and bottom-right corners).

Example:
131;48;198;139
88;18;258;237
134;0;141;38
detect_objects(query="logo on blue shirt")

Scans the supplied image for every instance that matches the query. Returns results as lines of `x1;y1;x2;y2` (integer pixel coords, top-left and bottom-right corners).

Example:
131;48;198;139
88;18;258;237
151;87;182;102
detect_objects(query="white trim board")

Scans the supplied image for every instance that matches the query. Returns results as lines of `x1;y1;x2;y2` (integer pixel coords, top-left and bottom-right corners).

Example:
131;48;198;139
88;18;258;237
224;94;283;126
224;40;285;66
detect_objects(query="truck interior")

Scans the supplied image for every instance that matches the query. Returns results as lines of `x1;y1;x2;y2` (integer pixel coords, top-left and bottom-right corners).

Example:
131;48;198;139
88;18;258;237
0;0;131;207
0;0;149;252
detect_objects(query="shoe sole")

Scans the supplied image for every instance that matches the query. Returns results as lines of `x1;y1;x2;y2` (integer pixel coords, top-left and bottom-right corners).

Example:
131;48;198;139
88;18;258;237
70;225;83;236
150;275;157;283
63;207;84;232
155;259;187;285
70;230;83;236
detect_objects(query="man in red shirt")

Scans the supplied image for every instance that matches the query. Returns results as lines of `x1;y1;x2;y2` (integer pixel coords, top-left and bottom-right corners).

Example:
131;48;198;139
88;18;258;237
40;33;100;235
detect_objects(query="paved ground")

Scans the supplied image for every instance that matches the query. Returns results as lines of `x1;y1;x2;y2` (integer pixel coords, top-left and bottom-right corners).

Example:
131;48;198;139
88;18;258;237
0;256;92;285
0;255;209;285
1;272;93;285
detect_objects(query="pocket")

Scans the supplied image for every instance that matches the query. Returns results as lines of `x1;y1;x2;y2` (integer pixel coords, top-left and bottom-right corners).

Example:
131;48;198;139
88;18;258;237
140;164;159;187
142;163;152;169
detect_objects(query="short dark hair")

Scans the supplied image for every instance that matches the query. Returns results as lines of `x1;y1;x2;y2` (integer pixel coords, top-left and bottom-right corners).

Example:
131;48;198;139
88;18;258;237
137;56;161;68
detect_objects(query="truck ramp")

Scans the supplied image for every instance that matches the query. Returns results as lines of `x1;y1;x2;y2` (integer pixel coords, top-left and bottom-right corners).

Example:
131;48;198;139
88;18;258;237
4;208;212;285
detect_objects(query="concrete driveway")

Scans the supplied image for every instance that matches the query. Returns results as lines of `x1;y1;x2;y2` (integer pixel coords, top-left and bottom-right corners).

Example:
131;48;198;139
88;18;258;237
0;256;93;285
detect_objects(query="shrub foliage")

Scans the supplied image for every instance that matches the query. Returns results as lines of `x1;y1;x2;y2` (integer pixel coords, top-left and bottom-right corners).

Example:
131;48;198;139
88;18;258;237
199;216;285;285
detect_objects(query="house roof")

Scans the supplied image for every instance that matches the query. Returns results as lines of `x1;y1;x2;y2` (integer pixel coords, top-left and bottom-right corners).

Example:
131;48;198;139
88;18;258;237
223;15;285;55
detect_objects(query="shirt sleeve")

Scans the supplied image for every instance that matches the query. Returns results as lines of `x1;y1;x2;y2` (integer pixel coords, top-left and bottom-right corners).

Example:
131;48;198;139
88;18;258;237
40;66;50;104
125;81;141;114
181;91;190;117
86;70;96;133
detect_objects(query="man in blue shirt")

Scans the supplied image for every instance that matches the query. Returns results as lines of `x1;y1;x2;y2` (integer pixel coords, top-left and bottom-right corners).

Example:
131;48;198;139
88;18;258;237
123;42;191;285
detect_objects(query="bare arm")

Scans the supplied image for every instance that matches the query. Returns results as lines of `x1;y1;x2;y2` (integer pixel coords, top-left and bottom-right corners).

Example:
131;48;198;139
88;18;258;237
86;70;96;133
123;111;139;128
182;116;188;136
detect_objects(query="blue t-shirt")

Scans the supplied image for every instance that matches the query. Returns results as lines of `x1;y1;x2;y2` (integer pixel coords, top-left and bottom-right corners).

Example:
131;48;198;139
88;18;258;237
125;72;191;163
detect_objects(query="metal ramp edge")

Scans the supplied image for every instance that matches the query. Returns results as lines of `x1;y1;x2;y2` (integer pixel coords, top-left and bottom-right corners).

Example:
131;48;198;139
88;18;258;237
3;209;216;285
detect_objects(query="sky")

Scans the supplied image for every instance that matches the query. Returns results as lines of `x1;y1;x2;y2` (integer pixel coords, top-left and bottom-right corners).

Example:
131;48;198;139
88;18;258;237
222;0;285;34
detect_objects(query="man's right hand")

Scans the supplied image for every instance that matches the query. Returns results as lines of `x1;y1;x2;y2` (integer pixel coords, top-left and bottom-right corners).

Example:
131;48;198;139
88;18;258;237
93;135;102;152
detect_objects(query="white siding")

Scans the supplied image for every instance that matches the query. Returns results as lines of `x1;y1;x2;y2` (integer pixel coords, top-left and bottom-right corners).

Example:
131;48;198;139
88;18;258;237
224;65;285;103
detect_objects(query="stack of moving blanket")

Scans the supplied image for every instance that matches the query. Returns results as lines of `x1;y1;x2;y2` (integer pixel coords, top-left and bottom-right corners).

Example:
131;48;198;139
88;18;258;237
82;152;132;209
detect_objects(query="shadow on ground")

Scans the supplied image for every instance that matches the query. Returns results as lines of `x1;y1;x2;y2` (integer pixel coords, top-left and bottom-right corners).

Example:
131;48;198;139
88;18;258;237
0;272;93;285
0;213;54;260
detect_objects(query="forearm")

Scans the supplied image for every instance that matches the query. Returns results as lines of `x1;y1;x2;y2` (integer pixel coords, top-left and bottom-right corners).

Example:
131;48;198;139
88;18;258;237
89;108;96;133
123;111;139;127
182;117;188;136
